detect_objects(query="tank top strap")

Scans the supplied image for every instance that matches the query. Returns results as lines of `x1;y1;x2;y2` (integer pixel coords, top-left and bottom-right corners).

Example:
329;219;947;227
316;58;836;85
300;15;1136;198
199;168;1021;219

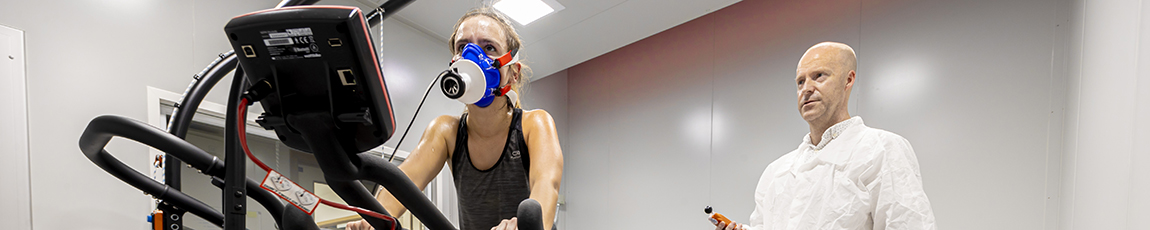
510;108;530;175
450;113;469;175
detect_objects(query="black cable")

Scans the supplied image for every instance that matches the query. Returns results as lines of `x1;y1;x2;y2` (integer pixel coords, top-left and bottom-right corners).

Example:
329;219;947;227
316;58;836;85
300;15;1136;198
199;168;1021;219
388;74;440;162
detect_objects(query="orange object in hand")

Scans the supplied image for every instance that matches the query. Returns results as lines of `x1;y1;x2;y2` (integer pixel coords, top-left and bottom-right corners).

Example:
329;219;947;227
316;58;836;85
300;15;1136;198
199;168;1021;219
705;206;733;226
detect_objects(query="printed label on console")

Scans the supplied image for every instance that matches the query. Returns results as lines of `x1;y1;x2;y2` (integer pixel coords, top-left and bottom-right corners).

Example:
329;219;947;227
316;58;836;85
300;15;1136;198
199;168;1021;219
259;27;322;61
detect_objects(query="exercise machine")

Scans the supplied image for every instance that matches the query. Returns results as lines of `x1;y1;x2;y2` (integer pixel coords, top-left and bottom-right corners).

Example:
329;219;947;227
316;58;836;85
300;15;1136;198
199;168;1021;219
78;1;544;230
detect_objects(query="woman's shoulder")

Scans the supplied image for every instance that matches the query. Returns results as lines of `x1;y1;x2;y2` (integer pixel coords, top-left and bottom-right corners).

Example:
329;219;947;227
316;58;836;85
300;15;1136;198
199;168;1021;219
427;114;461;135
521;109;554;124
424;115;462;158
520;109;556;135
420;115;461;146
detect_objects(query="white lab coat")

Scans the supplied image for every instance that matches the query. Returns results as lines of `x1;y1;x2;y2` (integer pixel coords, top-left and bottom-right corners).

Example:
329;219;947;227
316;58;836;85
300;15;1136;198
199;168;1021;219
747;117;936;230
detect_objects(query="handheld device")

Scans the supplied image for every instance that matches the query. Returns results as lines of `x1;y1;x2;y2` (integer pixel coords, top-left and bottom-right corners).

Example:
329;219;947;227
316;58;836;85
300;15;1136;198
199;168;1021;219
705;206;734;226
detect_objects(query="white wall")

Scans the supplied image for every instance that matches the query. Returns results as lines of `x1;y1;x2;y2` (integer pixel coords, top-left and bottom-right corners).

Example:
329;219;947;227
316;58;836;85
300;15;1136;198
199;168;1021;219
858;0;1068;228
563;0;1069;229
1060;0;1150;229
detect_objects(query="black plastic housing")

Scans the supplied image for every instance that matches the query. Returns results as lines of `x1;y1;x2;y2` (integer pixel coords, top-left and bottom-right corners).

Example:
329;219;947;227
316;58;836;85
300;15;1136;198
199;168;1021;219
224;6;396;154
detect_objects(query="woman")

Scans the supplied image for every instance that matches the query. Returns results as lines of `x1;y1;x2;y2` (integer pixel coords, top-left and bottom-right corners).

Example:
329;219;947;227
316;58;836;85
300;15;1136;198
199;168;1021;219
348;7;564;230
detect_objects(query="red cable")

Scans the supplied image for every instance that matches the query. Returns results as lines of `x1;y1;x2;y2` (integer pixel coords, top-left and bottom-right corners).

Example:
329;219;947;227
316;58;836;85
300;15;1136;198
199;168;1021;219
237;98;398;230
237;98;272;172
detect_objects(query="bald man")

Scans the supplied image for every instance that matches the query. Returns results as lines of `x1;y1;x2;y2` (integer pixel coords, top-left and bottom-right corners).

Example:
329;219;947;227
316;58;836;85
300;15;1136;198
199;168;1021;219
712;42;936;230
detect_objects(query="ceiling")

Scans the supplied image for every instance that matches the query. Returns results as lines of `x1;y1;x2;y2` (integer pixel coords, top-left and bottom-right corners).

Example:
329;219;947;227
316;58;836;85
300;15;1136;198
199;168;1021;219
337;0;741;81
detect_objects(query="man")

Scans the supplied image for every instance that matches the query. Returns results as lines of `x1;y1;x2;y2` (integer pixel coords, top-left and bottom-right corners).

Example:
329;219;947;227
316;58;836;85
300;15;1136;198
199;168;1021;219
714;42;936;230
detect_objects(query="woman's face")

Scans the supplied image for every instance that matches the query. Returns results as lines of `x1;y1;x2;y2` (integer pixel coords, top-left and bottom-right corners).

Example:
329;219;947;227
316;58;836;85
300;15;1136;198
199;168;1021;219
453;15;516;87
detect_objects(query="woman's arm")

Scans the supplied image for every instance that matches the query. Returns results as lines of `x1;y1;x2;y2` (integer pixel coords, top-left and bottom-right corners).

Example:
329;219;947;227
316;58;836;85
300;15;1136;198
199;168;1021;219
522;110;564;230
373;115;457;217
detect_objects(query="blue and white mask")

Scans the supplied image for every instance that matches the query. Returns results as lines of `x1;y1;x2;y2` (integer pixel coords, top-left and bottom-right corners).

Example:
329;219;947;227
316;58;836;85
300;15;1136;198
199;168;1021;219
439;43;518;107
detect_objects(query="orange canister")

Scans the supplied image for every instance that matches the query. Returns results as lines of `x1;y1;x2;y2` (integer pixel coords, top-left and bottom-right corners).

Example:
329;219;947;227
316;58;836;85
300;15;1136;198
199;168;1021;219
705;206;733;226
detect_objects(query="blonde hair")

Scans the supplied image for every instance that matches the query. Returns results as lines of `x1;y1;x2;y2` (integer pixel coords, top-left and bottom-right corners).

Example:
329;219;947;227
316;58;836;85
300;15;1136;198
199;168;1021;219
449;7;532;108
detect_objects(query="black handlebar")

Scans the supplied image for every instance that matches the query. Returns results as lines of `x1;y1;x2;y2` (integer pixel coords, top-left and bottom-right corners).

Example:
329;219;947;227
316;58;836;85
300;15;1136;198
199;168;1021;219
78;115;293;227
79;115;227;226
281;202;322;230
518;199;545;230
77;114;546;230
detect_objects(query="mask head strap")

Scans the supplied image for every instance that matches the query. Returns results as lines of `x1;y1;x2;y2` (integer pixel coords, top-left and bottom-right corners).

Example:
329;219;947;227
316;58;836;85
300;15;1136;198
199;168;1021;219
492;48;519;68
495;84;513;96
492;48;518;96
449;48;517;67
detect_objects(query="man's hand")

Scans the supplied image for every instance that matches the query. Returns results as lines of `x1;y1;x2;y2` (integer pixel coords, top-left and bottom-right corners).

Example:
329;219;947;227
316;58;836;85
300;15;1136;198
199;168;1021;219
490;217;518;230
346;219;374;230
712;220;746;230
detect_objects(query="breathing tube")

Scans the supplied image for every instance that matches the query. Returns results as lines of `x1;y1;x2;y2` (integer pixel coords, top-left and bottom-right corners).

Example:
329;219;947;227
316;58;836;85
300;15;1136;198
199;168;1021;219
386;76;438;162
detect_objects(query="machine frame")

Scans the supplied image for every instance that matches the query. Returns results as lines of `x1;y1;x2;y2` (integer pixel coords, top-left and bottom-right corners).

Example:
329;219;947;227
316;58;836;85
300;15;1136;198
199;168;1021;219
76;1;544;230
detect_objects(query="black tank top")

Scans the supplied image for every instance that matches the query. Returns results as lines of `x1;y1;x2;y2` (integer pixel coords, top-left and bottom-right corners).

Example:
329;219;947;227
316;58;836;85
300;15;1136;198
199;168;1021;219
451;108;533;230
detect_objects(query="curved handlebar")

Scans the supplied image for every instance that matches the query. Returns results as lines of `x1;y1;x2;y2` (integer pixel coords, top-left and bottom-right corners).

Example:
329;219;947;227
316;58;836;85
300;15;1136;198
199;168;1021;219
79;115;226;226
77;115;287;227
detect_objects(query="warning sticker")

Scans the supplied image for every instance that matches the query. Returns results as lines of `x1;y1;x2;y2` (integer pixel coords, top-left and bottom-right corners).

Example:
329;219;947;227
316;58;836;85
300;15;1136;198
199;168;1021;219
260;170;321;214
259;27;322;61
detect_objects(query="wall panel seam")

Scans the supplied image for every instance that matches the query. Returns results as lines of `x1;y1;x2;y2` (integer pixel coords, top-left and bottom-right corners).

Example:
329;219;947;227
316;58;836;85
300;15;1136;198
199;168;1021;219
1124;0;1145;228
1066;0;1090;228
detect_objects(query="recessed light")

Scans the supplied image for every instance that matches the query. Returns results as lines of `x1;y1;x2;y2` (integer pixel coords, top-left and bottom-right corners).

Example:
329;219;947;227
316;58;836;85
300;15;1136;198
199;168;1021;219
494;0;565;25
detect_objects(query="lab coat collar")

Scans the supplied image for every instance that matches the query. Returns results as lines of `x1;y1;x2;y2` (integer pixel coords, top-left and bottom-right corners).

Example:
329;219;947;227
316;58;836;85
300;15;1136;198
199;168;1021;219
797;117;866;167
803;116;864;150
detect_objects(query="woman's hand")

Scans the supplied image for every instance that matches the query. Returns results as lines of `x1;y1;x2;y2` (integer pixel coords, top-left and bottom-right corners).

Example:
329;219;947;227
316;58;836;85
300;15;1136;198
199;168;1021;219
346;219;374;230
490;217;518;230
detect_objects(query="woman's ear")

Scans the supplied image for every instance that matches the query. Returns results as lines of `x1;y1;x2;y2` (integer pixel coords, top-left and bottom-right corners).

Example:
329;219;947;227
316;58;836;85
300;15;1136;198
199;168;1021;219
509;63;522;85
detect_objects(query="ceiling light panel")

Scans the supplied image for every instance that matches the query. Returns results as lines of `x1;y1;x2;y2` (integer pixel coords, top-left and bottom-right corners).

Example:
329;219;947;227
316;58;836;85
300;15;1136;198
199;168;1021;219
494;0;565;25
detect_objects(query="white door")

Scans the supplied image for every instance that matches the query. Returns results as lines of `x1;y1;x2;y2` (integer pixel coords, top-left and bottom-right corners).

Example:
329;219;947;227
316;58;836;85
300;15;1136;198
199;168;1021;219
0;24;31;230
